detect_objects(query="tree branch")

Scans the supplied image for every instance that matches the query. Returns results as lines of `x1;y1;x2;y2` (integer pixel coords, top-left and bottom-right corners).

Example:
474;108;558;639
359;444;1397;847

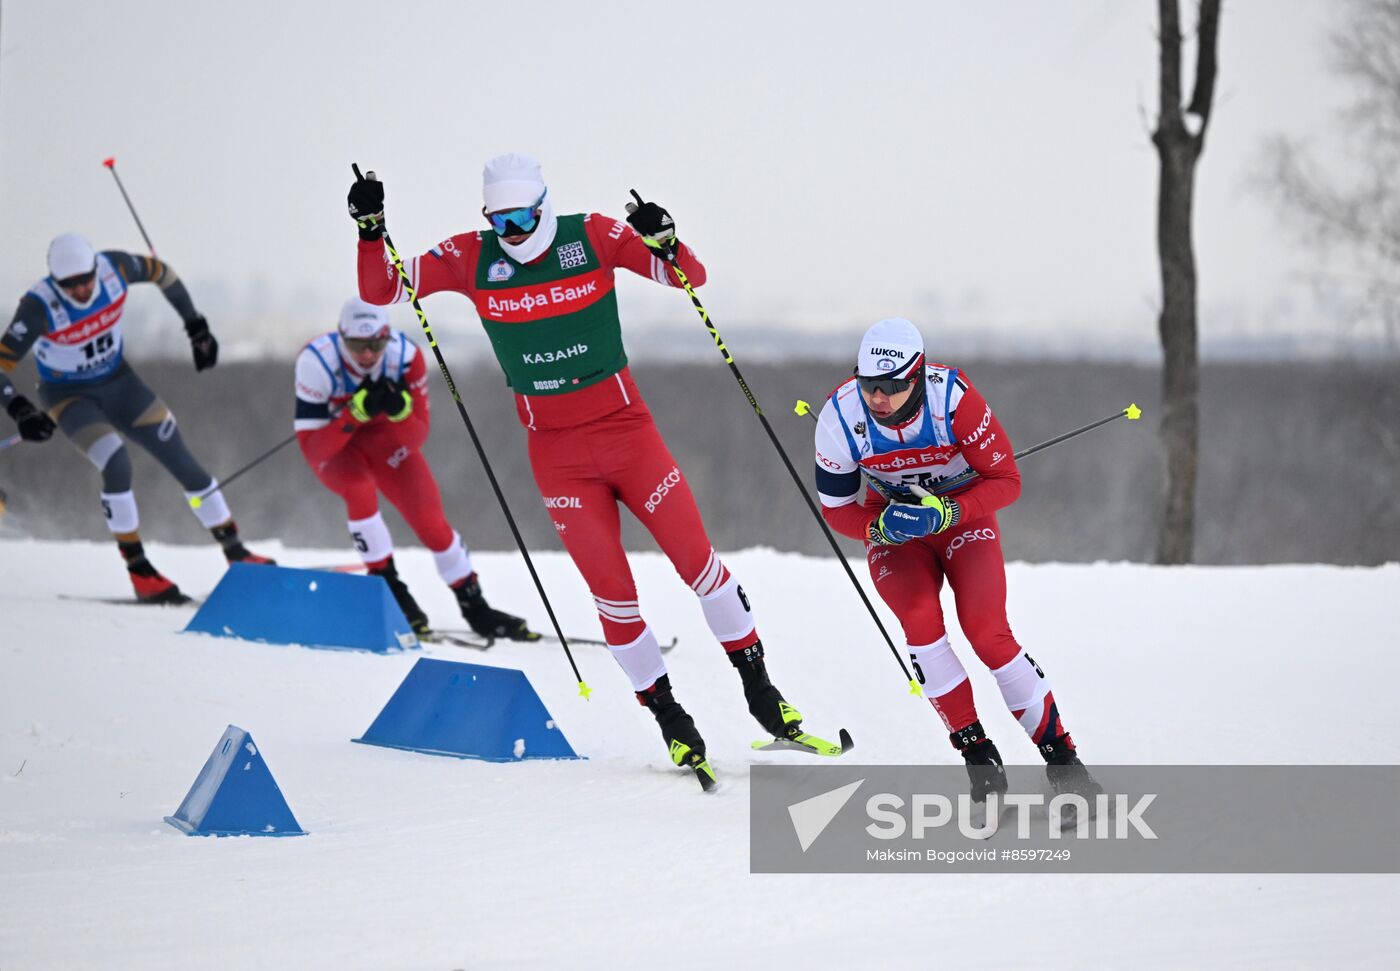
1186;0;1223;140
1157;0;1184;138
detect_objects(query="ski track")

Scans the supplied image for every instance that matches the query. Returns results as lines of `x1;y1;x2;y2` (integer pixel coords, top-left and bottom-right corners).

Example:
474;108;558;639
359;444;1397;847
1;540;1397;969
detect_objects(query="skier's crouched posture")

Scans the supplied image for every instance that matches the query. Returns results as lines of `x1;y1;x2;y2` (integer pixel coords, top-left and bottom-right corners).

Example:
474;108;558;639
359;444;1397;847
1;233;271;603
295;297;531;640
815;318;1101;805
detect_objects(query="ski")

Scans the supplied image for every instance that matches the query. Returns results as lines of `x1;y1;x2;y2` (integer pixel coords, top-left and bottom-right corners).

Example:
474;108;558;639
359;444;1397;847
690;756;718;792
421;632;495;650
751;727;854;757
426;629;677;654
58;593;203;607
668;739;717;793
966;798;1016;839
302;563;367;573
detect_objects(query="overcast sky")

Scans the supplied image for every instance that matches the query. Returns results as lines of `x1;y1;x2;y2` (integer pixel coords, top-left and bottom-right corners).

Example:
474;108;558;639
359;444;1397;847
0;0;1375;362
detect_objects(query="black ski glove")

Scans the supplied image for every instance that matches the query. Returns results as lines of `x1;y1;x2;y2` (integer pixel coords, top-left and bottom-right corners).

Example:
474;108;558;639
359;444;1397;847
348;167;386;241
625;189;678;261
380;378;413;422
6;395;55;442
185;315;218;371
348;376;393;423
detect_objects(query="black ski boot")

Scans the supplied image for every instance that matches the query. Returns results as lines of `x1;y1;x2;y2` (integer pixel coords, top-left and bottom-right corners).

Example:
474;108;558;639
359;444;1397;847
951;721;1008;803
728;641;802;738
1040;734;1103;801
454;573;536;642
369;557;430;635
211;520;276;565
638;675;715;791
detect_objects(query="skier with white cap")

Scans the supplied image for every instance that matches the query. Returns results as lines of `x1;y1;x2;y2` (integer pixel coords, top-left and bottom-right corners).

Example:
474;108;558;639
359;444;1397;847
0;233;271;603
294;297;532;639
813;318;1101;803
347;154;835;785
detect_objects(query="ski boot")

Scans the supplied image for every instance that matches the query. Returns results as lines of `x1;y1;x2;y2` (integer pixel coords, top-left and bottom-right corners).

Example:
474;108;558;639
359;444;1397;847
1040;733;1102;830
730;642;849;756
951;721;1008;803
211;520;276;565
369;557;430;635
118;539;190;605
638;674;715;791
1040;734;1103;799
454;573;536;642
730;641;801;737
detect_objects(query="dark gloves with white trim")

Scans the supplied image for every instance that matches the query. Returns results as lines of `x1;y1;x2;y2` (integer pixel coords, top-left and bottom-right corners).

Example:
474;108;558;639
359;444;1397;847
625;189;678;261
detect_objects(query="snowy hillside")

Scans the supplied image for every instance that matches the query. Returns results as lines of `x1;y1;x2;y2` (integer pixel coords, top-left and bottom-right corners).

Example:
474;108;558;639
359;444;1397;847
2;540;1398;969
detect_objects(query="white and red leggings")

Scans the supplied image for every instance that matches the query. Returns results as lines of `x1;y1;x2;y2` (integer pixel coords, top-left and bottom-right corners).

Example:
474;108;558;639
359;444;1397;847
869;514;1071;751
528;401;757;692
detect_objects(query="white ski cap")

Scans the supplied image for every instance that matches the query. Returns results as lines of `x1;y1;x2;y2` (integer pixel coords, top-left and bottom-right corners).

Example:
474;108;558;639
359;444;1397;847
337;297;390;339
857;317;925;379
48;232;97;280
483;152;546;212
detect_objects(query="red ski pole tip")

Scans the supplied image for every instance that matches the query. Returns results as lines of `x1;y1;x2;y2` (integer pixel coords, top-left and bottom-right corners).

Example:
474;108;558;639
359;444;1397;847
102;157;116;168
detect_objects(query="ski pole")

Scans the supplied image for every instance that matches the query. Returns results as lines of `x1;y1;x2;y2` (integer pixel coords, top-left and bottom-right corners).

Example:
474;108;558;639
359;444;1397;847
793;400;1143;495
0;433;22;452
188;432;298;508
102;157;157;256
634;191;919;696
353;164;590;700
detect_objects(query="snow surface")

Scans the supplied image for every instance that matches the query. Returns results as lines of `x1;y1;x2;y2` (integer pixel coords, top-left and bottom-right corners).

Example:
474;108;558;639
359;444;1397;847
2;540;1398;969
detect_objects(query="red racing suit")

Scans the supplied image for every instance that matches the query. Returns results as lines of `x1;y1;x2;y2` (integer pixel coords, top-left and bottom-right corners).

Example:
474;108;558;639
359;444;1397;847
294;330;457;557
357;214;759;671
814;366;1070;747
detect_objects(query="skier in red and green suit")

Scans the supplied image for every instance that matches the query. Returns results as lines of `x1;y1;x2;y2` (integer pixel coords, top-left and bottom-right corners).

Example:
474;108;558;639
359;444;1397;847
349;153;829;776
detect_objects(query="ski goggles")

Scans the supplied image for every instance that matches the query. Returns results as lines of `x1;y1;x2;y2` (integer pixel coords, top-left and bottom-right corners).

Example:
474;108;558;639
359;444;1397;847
487;190;547;235
55;269;97;291
856;373;917;397
343;335;389;353
855;352;924;396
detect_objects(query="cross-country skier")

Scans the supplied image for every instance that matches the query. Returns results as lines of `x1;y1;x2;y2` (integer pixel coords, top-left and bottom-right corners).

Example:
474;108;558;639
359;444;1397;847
813;318;1100;801
347;154;833;783
0;233;272;603
294;297;533;640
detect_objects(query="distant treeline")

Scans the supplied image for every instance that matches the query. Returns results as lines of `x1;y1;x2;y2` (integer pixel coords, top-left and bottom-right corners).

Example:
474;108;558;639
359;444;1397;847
1;355;1396;565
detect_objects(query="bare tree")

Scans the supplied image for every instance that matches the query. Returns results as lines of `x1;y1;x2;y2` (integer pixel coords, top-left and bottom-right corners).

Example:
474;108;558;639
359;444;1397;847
1262;0;1400;350
1152;0;1222;565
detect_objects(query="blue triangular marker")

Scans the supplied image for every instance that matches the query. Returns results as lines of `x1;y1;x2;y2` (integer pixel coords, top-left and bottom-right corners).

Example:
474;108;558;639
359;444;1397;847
354;657;581;762
165;725;306;836
184;563;419;653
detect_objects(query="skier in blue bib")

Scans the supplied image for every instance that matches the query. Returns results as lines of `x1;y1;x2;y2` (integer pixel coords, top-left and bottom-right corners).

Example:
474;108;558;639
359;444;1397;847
0;233;272;602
